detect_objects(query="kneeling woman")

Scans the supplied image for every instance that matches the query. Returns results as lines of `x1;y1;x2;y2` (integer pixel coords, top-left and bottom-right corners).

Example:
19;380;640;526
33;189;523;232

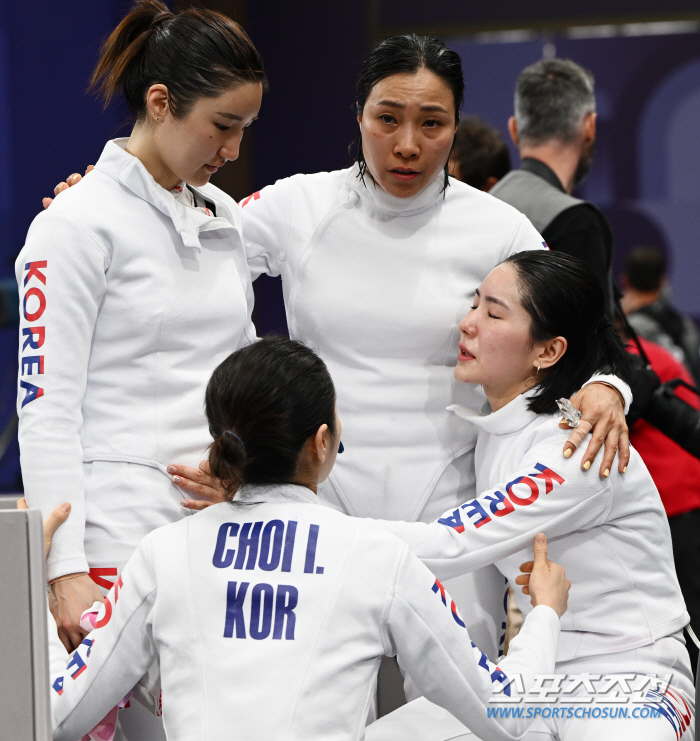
50;337;569;741
375;251;693;740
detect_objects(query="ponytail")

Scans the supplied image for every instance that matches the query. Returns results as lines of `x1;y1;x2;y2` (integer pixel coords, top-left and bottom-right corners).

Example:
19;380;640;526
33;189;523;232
90;0;266;119
208;430;248;495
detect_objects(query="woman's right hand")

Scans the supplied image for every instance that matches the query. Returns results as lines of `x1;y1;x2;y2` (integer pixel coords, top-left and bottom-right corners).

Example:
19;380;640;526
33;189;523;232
49;573;104;653
514;533;570;618
42;166;94;209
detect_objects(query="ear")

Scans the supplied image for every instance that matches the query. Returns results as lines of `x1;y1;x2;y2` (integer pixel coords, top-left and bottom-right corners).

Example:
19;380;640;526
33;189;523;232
145;84;170;122
507;116;519;147
483;176;499;192
312;424;330;464
582;112;596;145
536;336;568;372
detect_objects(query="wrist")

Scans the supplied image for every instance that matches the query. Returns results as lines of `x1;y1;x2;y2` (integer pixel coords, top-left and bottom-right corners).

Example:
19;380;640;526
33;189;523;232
591;381;625;407
49;571;89;586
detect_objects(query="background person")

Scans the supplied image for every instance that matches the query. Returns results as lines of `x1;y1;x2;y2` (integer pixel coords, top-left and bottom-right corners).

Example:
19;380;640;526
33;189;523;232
18;2;265;737
621;245;700;383
50;337;570;741
449;115;511;192
490;58;615;320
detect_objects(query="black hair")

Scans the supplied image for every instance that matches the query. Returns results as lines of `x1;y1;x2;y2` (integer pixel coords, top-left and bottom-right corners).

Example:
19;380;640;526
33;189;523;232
205;336;337;498
353;33;464;191
624;245;667;292
451;116;511;190
90;0;267;120
502;251;630;415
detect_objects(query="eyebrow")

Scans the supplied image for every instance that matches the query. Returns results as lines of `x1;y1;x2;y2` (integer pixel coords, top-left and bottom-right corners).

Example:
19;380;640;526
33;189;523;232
215;112;244;120
475;288;510;310
375;99;450;114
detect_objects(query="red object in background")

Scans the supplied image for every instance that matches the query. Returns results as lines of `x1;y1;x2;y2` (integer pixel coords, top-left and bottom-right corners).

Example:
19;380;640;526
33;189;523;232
628;337;700;517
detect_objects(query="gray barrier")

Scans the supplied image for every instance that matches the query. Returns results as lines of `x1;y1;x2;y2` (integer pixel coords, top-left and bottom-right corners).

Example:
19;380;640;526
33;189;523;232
0;508;51;740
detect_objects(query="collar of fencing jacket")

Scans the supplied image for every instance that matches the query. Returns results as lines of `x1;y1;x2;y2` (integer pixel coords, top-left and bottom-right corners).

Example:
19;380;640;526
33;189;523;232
447;388;543;436
348;163;445;217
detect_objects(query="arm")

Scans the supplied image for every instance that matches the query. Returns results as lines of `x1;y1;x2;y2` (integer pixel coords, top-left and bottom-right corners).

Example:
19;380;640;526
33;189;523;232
385;536;564;739
373;438;612;582
239;178;293;280
51;541;158;741
17;210;107;646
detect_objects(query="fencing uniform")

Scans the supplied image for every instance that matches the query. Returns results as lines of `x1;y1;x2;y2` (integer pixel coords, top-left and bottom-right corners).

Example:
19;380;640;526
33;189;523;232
16;138;255;738
240;167;548;658
51;484;562;741
371;391;693;740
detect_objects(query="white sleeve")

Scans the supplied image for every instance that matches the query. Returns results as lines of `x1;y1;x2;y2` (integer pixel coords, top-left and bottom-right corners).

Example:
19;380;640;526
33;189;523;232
51;540;158;741
504;215;547;258
372;439;612;582
385;544;559;739
16;210;110;580
240;179;292;280
582;373;632;415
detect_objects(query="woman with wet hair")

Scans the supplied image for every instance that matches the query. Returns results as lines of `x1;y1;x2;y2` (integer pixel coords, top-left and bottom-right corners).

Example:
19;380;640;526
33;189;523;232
371;251;693;740
17;2;265;736
169;33;629;666
50;336;570;741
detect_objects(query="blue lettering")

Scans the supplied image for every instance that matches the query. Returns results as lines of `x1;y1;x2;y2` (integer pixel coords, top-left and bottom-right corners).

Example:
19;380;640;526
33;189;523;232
223;581;249;638
259;520;284;571
249;583;274;640
274;585;298;639
437;508;464;531
462;499;492;529
304;524;320;573
281;520;297;572
234;522;263;570
212;523;239;568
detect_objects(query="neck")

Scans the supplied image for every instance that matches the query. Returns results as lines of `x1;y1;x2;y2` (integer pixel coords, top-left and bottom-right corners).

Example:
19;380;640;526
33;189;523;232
485;378;538;412
519;141;582;194
621;288;660;315
126;123;180;191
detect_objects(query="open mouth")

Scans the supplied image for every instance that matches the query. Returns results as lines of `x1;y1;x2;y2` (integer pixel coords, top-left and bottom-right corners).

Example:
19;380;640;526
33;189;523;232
204;164;220;174
458;344;475;361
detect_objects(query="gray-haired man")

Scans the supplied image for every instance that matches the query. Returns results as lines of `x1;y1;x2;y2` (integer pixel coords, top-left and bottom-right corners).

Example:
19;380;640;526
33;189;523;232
491;58;615;319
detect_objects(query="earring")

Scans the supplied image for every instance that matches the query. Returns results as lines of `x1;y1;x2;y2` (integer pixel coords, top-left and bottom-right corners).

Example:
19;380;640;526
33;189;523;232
536;364;541;374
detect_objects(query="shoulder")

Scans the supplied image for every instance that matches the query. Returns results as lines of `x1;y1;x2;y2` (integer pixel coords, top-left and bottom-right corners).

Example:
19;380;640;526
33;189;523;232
445;177;527;222
547;202;609;235
242;168;349;205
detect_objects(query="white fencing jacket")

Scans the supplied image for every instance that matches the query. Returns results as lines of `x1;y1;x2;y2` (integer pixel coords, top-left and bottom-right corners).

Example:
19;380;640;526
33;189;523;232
376;392;688;664
51;484;560;741
16;139;256;581
241;167;548;524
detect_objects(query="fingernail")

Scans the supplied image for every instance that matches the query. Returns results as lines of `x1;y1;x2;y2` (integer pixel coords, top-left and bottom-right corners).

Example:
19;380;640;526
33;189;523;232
603;469;610;478
60;502;71;512
583;461;591;471
563;449;572;458
172;476;181;484
181;500;190;508
167;465;176;474
623;466;627;474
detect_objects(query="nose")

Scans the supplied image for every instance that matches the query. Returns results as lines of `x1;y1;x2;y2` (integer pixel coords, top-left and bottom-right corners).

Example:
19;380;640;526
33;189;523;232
219;134;242;163
394;125;420;159
459;310;477;336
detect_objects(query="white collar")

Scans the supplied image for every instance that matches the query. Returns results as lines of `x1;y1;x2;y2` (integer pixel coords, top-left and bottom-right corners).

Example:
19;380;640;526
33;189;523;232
233;483;321;506
447;388;544;436
347;163;445;216
94;139;234;251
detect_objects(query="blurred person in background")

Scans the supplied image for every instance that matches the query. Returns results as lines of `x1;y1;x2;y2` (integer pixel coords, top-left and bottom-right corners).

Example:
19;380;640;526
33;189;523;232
491;59;615;320
621;245;700;384
449;116;511;192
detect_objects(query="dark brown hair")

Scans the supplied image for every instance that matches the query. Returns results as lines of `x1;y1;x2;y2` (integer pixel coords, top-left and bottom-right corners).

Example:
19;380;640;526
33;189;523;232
206;337;337;498
90;0;266;119
452;116;511;190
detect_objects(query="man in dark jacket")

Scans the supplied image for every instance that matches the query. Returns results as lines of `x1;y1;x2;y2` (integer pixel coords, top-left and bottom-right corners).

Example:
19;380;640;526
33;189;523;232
490;58;615;319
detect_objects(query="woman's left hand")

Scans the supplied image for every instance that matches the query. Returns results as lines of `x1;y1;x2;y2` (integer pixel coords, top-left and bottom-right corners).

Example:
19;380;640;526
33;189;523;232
168;461;229;510
562;384;629;476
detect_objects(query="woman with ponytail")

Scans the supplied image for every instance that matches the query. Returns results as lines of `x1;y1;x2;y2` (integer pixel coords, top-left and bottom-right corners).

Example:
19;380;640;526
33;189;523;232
16;2;265;729
368;251;693;740
50;336;571;741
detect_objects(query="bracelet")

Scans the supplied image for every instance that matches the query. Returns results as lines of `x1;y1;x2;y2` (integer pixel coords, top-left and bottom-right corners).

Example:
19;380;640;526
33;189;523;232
49;572;89;587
